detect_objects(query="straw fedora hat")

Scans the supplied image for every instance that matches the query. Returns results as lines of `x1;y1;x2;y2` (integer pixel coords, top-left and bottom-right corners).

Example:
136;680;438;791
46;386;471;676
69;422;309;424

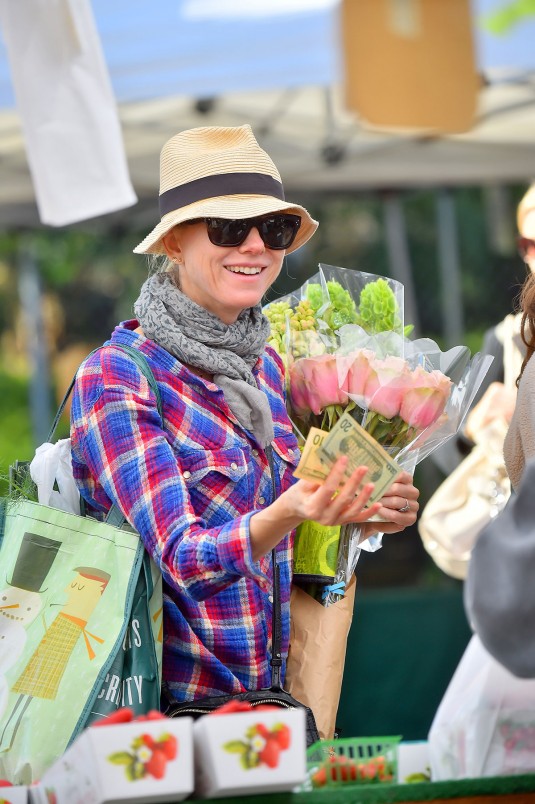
133;124;318;255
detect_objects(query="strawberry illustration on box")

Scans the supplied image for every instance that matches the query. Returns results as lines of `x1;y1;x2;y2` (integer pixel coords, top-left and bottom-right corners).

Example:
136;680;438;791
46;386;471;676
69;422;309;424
107;731;178;781
223;721;292;770
30;714;193;804
193;707;306;798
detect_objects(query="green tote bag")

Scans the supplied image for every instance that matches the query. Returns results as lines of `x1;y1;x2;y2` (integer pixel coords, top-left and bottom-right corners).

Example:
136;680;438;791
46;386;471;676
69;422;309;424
0;345;163;784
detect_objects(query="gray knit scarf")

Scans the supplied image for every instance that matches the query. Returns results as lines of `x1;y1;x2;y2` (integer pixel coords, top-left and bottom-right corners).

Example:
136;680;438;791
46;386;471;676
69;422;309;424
134;272;274;446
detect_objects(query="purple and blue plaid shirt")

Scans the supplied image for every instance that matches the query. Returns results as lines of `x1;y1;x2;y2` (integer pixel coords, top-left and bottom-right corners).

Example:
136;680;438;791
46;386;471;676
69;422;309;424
70;320;300;701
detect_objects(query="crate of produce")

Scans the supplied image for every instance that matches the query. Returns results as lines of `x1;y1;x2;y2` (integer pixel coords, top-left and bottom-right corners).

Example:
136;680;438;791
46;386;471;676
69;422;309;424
304;735;402;789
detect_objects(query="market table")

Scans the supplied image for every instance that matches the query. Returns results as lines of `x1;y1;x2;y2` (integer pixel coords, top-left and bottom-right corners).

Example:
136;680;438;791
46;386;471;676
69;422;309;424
184;773;535;803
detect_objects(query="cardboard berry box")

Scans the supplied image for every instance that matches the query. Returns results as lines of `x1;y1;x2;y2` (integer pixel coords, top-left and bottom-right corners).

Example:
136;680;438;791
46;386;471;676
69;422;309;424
192;707;306;799
0;786;29;804
30;717;194;804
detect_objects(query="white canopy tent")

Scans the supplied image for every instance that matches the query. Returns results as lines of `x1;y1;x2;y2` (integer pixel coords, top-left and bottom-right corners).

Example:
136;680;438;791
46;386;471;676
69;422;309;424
0;0;533;446
0;0;534;228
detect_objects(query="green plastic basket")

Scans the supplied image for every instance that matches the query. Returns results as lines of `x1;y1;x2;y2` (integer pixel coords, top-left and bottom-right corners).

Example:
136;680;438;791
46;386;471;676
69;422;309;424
303;735;402;790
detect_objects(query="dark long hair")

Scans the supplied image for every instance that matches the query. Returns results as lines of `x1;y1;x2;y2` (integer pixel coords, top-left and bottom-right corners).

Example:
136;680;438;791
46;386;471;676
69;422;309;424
518;271;535;386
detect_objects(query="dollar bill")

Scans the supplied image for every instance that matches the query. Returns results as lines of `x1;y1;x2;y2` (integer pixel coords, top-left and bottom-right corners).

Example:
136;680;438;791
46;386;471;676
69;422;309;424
293;427;330;483
317;412;402;503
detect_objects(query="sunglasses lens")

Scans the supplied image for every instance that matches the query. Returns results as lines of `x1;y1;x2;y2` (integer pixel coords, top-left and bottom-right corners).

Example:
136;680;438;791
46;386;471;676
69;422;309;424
205;214;301;249
260;215;301;249
206;219;250;246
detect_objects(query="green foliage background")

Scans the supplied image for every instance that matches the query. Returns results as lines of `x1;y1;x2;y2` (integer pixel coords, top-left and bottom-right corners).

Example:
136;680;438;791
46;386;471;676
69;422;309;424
0;184;528;586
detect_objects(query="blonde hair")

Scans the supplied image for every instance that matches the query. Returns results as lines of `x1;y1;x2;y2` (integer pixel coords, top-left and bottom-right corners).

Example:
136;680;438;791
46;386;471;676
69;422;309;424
147;253;173;274
517;183;535;234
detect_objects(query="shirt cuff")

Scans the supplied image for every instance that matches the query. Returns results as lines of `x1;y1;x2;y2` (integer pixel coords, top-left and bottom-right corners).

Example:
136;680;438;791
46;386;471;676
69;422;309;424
217;511;271;592
359;532;384;553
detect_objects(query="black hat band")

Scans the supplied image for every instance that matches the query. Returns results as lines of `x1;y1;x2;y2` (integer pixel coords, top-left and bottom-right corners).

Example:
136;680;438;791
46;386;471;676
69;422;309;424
159;172;285;218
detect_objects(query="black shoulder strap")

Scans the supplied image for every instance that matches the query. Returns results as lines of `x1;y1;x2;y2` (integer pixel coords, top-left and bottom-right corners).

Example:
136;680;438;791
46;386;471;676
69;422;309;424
266;444;284;691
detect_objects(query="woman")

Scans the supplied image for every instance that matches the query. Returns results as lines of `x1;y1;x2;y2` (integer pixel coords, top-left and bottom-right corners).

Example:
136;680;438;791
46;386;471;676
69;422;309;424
462;182;535;445
504;183;535;489
70;125;419;706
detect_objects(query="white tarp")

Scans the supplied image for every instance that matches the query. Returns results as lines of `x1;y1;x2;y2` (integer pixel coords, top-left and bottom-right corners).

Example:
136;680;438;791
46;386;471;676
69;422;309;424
0;0;136;226
0;0;534;228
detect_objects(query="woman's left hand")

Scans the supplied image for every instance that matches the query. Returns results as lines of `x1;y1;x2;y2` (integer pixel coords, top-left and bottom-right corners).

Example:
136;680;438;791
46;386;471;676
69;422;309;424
361;471;419;537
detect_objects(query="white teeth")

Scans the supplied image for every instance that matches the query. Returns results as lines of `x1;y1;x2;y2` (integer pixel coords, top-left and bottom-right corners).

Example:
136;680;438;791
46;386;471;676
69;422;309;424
225;266;262;275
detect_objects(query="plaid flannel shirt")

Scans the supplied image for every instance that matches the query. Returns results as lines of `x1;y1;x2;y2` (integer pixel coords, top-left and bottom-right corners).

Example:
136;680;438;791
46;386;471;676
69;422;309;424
70;320;300;701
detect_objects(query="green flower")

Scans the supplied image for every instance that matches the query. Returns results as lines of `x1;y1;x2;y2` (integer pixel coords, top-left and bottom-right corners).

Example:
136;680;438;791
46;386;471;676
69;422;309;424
357;278;411;335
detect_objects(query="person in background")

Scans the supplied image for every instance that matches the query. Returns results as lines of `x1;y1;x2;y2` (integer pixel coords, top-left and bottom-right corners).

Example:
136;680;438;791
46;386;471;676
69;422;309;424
465;456;535;678
503;183;535;491
460;182;535;447
465;183;535;677
69;125;419;708
427;185;534;484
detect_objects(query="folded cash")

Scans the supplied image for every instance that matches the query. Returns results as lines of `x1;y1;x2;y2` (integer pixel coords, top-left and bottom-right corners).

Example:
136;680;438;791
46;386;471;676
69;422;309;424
318;412;402;503
293;427;331;483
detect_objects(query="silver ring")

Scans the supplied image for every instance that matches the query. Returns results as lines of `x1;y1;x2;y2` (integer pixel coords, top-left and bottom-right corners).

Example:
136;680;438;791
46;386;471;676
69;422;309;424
398;499;411;513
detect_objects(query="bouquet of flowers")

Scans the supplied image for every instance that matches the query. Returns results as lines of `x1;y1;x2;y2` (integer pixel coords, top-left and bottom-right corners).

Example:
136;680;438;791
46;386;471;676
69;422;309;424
265;264;492;606
264;264;492;742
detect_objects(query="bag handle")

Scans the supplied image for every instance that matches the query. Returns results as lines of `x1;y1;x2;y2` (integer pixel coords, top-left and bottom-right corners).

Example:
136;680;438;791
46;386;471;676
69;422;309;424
48;344;163;443
48;344;163;527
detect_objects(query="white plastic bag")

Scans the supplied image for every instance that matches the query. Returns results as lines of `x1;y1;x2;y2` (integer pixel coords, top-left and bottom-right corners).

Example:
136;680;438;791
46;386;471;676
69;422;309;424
429;634;535;780
29;438;80;515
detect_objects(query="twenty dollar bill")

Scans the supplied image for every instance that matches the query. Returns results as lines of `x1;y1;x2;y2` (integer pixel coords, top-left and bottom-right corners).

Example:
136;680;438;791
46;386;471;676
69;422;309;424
318;412;402;503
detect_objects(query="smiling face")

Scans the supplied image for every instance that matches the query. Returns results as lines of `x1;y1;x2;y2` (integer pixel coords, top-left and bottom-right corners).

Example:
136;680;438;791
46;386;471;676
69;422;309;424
163;220;285;324
0;586;42;627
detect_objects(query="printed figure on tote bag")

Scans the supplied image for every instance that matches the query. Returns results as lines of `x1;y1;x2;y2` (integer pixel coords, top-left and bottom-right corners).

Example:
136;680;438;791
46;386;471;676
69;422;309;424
0;534;62;719
0;495;162;783
69;125;418;726
1;565;110;750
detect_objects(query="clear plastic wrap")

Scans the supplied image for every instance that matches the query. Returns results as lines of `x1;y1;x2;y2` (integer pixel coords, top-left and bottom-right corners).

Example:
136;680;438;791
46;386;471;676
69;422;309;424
264;265;493;607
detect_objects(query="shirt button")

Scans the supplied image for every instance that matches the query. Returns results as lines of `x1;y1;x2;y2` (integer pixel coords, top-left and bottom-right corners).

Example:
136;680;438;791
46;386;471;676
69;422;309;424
252;449;259;457
258;496;265;505
230;462;238;470
183;470;191;479
268;594;273;603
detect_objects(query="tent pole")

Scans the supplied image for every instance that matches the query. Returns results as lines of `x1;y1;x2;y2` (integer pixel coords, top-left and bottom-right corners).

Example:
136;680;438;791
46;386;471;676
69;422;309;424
17;235;52;446
382;192;420;335
436;189;464;348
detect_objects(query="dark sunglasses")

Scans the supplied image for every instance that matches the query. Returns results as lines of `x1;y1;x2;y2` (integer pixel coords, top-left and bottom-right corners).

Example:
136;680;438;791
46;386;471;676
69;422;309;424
198;213;301;250
518;236;535;261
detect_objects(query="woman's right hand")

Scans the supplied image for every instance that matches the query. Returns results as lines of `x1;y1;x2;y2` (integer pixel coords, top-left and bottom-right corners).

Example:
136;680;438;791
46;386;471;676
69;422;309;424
281;456;381;527
249;457;381;562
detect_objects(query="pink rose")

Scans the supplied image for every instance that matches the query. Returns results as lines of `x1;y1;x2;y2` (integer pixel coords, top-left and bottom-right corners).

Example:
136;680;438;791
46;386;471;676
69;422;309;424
289;354;348;416
346;349;376;404
364;355;412;419
399;367;452;430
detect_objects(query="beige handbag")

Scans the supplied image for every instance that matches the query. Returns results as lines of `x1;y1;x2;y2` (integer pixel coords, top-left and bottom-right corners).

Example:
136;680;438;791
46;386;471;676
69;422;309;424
418;315;520;580
418;419;510;579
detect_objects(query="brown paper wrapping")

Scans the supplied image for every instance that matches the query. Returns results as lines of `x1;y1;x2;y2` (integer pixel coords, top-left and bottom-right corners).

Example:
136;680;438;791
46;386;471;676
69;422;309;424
285;575;357;740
